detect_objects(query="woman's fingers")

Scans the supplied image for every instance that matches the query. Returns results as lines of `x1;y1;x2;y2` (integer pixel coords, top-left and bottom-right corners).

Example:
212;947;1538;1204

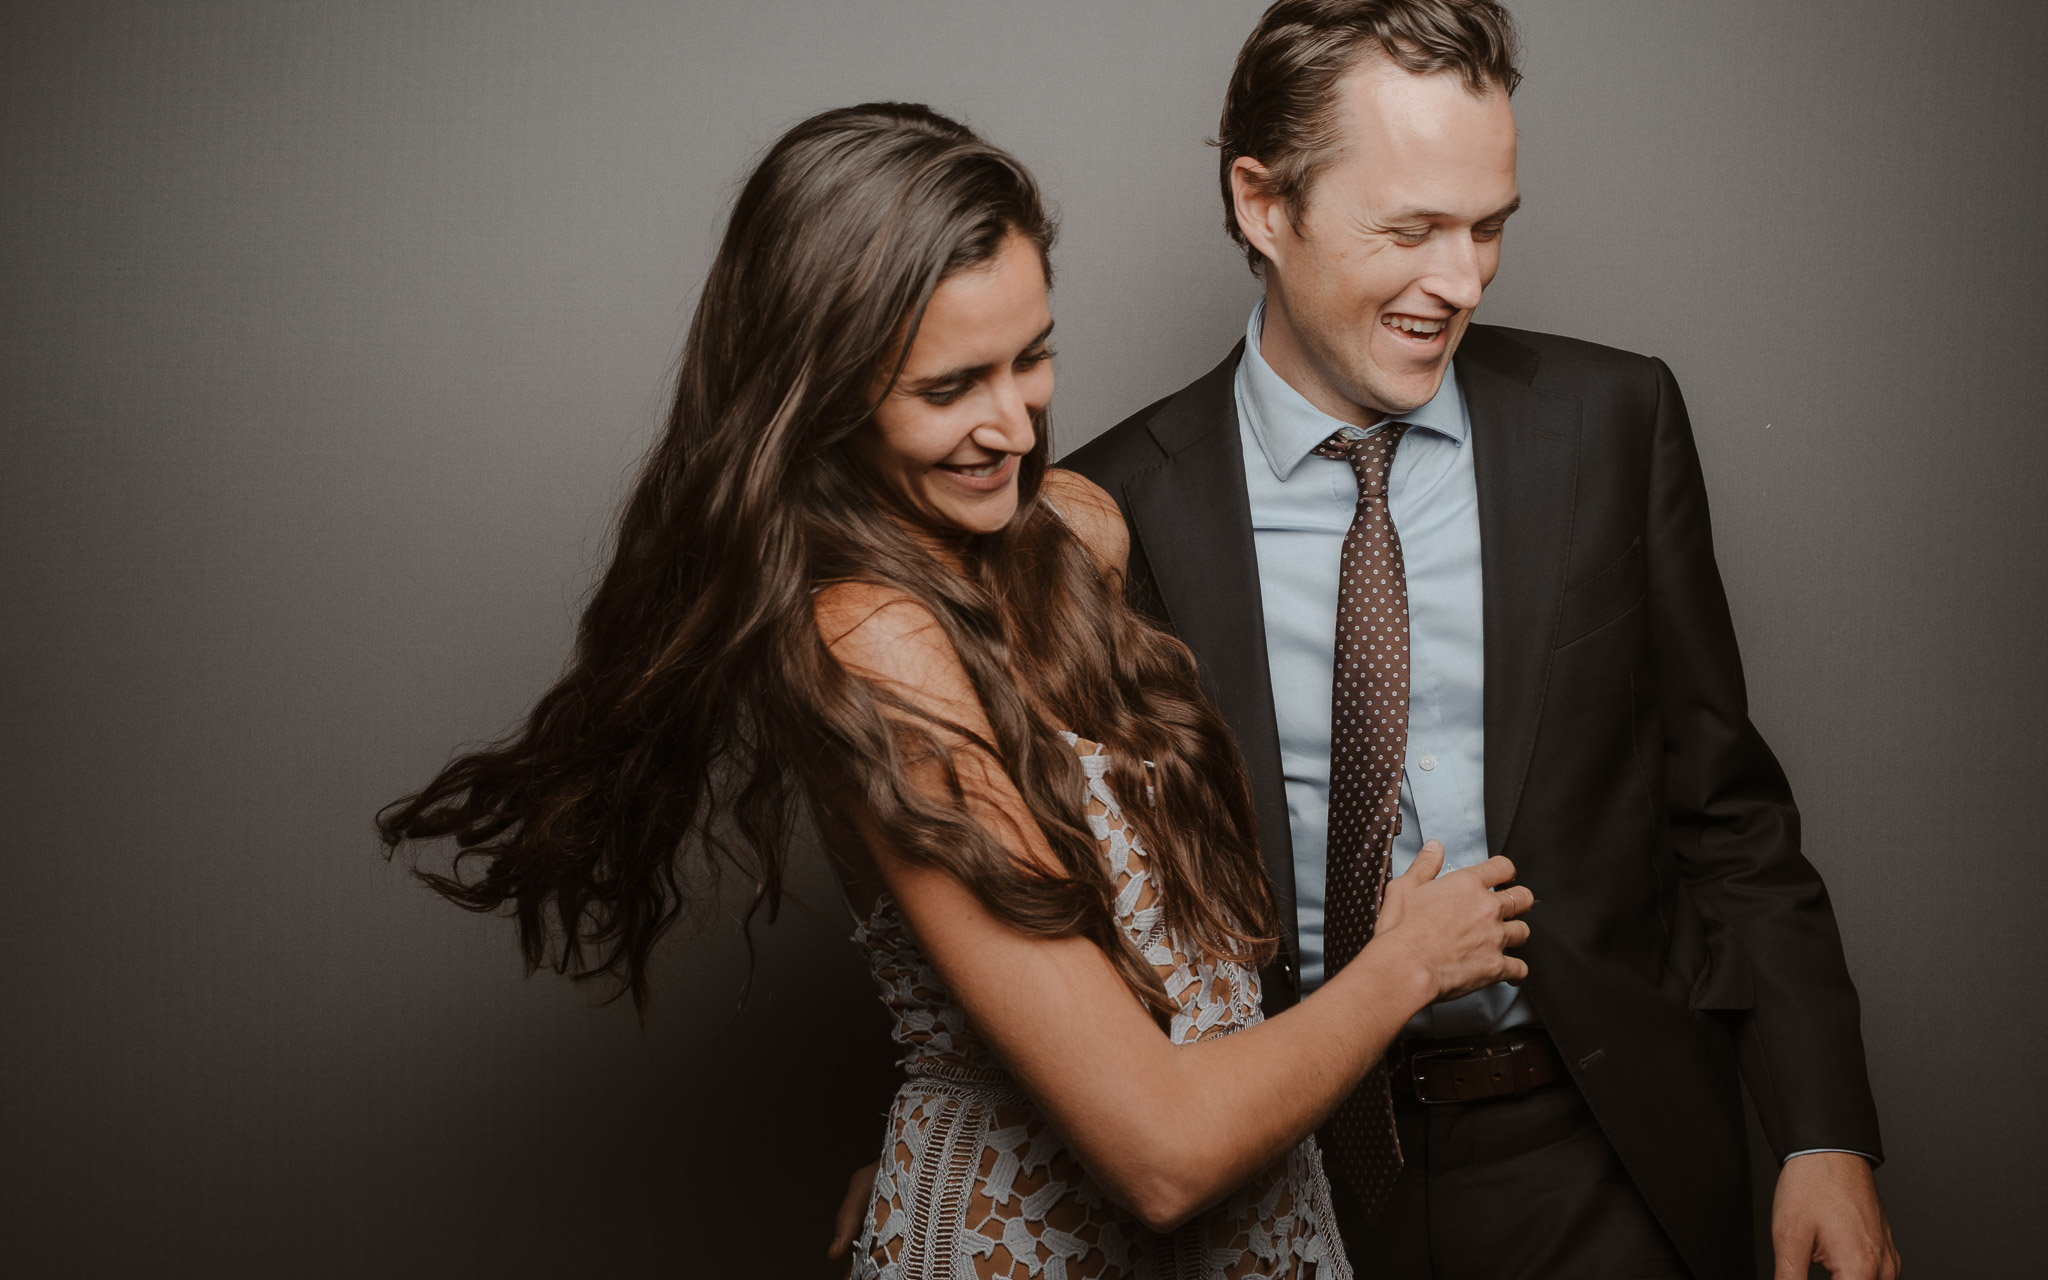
1472;854;1518;887
827;1162;878;1260
1402;839;1447;882
1376;845;1537;1001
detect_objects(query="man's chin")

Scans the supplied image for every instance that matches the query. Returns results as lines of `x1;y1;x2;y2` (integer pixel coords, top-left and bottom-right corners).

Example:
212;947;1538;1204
1362;322;1470;412
1361;364;1452;417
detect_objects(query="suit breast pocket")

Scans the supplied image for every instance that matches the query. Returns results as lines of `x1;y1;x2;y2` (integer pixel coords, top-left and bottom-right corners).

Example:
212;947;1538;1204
1554;537;1645;648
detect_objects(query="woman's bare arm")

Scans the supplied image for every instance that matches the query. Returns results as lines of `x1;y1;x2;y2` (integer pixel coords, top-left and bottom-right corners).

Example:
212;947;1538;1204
816;583;1531;1233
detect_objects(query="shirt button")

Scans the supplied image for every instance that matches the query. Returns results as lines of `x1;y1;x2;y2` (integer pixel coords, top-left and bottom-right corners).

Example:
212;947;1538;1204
1419;753;1437;772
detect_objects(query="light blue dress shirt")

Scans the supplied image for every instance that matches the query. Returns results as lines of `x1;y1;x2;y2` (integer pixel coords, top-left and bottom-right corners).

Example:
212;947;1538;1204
1234;301;1535;1039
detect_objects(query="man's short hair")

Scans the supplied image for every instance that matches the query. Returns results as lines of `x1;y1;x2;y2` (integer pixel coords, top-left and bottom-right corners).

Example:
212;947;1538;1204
1216;0;1523;273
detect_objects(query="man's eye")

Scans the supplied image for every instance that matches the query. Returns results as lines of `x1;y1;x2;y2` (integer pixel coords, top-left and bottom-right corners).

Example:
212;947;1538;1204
1391;229;1430;245
1016;347;1056;368
1474;224;1506;242
919;386;968;406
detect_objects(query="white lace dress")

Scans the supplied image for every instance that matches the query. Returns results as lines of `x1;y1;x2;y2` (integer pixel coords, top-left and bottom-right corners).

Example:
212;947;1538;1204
848;735;1351;1280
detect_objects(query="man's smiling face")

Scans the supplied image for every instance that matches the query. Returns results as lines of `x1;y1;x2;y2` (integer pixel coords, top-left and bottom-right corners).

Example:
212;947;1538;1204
1235;59;1520;425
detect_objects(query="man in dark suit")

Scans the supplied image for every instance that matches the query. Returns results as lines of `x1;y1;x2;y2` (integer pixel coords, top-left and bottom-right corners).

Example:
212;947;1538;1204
1065;3;1897;1277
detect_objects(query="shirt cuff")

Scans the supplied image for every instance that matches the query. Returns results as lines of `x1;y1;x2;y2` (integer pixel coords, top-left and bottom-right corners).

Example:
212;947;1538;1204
1782;1148;1877;1165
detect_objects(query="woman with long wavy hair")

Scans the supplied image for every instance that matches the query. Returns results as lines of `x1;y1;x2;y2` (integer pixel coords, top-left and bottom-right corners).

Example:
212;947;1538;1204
380;103;1531;1279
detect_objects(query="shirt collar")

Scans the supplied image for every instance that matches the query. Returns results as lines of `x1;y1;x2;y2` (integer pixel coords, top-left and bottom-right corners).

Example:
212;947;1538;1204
1236;298;1469;483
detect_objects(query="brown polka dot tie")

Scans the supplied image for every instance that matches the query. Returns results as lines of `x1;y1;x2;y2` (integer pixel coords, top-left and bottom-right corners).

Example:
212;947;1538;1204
1315;421;1410;1220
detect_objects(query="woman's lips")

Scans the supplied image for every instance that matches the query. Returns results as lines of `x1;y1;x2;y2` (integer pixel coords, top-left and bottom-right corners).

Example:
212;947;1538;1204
934;452;1018;494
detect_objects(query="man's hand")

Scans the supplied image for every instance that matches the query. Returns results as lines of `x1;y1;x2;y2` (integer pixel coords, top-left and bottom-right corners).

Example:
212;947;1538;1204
1771;1151;1900;1279
826;1162;879;1276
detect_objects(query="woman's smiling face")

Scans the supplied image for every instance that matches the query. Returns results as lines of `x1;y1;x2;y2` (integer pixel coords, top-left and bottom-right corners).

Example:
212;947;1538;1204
857;230;1054;537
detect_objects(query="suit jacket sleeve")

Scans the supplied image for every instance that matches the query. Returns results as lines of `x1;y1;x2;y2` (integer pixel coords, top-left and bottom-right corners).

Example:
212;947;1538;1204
1644;355;1884;1162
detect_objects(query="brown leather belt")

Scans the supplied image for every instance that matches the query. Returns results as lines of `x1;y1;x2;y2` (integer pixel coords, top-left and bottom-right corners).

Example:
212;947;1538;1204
1387;1030;1564;1105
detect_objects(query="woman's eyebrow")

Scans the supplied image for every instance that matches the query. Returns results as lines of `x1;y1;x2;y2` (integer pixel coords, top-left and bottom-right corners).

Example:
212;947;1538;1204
905;322;1057;388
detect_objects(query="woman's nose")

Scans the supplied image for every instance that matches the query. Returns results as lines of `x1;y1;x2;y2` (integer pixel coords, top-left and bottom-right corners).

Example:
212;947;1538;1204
976;373;1037;454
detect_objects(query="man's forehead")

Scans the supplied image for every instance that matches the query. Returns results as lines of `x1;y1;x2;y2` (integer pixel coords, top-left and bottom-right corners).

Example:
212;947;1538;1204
1331;58;1516;152
1315;63;1518;212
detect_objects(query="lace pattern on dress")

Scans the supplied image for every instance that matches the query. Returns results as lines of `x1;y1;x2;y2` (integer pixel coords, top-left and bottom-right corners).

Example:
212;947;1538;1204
849;735;1350;1280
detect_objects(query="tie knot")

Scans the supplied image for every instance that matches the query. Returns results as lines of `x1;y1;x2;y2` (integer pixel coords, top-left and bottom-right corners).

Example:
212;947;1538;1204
1312;423;1409;499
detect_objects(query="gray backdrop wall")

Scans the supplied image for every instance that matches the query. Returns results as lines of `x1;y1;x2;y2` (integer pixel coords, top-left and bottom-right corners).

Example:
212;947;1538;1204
4;1;2042;1275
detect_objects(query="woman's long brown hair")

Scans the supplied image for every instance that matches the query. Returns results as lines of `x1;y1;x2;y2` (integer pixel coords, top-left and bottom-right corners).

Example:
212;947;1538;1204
378;103;1277;1014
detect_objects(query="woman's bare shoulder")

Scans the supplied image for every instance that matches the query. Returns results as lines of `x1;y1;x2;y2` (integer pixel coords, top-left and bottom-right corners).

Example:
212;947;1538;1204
1041;468;1129;582
814;580;946;670
813;581;982;719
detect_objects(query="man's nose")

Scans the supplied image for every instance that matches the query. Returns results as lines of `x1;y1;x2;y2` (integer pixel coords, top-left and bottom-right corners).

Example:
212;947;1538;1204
1424;232;1489;312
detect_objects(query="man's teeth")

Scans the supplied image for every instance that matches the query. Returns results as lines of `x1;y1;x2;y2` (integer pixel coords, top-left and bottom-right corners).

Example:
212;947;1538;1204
1384;316;1447;335
946;461;1002;477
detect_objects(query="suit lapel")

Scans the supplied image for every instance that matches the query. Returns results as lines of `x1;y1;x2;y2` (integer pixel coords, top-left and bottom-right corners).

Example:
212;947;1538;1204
1460;327;1582;860
1120;343;1299;951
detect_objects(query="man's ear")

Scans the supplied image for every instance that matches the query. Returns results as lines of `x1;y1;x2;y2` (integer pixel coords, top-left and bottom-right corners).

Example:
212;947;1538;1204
1230;157;1291;267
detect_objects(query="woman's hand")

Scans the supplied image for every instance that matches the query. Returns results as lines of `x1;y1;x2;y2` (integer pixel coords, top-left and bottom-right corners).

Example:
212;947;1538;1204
1369;840;1532;1003
826;1162;878;1276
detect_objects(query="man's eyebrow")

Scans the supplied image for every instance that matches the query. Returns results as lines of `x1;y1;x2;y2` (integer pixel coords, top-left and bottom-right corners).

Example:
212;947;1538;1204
904;321;1056;388
1391;197;1523;223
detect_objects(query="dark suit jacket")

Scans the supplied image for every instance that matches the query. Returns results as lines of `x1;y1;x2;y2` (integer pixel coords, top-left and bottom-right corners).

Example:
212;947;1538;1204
1064;323;1883;1280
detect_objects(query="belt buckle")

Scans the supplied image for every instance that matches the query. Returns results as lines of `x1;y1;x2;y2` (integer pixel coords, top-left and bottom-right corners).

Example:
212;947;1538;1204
1406;1044;1517;1105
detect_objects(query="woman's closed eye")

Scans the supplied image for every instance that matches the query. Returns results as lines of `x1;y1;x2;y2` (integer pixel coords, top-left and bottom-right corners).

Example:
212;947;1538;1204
915;347;1054;406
